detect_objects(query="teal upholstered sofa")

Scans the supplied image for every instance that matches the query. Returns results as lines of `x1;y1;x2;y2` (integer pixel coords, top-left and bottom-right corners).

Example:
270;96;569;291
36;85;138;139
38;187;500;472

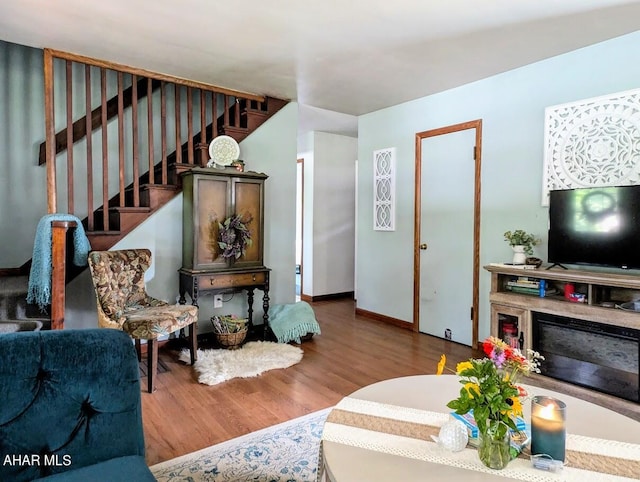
0;329;155;481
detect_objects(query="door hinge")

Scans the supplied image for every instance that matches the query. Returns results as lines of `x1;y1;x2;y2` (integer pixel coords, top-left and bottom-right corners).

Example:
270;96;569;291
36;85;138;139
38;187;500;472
470;306;474;319
473;146;477;160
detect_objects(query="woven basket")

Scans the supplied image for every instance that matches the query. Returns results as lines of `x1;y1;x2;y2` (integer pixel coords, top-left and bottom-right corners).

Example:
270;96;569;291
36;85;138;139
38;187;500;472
214;328;248;349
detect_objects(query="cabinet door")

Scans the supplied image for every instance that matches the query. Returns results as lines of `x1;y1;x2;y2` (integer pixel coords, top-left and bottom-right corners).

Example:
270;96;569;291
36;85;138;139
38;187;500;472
232;178;264;268
194;175;230;270
490;304;530;351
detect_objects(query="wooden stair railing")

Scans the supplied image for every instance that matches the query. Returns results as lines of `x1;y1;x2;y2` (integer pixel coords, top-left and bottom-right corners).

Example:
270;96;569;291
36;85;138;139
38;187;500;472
41;49;287;329
43;48;269;217
37;77;162;166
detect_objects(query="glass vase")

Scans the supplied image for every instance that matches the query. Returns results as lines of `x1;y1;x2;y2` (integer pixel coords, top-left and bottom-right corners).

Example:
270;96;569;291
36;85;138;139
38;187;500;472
478;420;511;470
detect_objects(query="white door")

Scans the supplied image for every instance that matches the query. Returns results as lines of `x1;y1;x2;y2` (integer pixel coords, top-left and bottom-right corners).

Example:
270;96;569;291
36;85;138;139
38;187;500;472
419;129;476;345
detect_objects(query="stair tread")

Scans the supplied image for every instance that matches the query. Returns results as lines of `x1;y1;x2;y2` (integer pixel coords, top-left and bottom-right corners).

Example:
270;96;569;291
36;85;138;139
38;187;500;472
0;320;45;332
0;275;29;293
87;231;121;236
141;184;180;191
245;109;268;116
222;125;249;132
0;317;48;321
107;206;152;213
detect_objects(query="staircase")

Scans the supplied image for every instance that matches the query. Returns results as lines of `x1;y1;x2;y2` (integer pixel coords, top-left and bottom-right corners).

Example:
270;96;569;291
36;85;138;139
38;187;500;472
0;274;49;331
84;95;287;251
0;48;288;329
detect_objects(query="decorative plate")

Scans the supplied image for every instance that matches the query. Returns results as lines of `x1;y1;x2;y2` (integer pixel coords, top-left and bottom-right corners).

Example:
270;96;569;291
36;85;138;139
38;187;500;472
208;135;240;167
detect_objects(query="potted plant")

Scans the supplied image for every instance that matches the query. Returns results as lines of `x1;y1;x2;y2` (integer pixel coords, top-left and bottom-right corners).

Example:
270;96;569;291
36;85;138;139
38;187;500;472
503;230;539;264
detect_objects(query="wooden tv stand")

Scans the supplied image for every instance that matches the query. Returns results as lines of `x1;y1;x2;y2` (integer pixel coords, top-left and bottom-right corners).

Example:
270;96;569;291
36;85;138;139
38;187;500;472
485;264;640;352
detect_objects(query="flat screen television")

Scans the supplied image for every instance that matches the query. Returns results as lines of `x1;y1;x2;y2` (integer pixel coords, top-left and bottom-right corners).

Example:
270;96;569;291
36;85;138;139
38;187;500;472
548;185;640;269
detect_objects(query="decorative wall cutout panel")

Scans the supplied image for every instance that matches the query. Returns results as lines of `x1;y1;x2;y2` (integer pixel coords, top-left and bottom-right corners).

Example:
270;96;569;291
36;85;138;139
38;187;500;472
542;88;640;205
373;148;396;231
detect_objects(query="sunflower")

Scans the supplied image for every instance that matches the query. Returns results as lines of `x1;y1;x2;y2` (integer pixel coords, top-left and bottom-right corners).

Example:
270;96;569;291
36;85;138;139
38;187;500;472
463;382;481;398
506;396;523;418
456;361;473;375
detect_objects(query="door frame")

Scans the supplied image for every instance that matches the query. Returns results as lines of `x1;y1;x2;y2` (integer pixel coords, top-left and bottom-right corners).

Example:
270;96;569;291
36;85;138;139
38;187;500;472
412;119;483;348
297;157;304;298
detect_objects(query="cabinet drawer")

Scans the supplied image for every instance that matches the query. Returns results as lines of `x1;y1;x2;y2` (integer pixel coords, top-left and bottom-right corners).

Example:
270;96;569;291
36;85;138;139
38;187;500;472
199;272;266;289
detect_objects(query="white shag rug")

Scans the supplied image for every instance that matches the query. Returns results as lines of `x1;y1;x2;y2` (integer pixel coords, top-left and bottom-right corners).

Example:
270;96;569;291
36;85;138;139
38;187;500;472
179;341;304;386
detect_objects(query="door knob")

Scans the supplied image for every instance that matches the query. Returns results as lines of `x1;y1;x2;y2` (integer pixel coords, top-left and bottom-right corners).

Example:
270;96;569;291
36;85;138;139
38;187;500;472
420;243;428;250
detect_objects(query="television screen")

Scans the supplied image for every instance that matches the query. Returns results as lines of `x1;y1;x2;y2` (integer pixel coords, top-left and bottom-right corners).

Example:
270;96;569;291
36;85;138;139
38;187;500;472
548;185;640;269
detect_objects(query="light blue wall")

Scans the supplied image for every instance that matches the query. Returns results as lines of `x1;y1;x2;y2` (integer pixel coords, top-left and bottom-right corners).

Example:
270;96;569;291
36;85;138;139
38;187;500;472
357;31;640;342
0;42;47;267
242;102;299;309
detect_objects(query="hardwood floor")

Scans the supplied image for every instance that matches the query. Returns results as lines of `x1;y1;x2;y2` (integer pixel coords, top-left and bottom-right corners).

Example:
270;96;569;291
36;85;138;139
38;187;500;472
141;298;479;465
140;298;640;466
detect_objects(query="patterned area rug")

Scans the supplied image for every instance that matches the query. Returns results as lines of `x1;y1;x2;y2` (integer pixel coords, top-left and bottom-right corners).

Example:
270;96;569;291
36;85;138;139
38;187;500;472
151;408;331;481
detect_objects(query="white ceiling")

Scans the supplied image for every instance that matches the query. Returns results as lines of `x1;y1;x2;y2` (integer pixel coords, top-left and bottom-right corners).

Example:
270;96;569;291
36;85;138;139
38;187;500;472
1;0;639;137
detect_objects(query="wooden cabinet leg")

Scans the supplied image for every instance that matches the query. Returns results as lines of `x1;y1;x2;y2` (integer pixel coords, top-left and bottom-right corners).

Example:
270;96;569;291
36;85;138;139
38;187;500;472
247;288;255;329
262;288;270;340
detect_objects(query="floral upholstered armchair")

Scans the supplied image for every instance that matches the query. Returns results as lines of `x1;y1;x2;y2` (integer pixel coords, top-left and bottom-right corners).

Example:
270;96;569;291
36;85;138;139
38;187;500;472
88;249;198;393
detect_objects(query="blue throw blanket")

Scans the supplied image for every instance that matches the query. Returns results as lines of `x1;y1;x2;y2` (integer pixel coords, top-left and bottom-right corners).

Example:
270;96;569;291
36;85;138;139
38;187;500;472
26;214;92;310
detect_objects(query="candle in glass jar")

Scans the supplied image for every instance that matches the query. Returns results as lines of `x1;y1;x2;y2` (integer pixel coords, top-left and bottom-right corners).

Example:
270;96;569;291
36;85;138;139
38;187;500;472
531;396;566;462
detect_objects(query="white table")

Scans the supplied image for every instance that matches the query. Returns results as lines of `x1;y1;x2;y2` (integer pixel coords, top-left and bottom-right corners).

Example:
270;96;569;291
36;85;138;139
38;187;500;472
319;375;640;481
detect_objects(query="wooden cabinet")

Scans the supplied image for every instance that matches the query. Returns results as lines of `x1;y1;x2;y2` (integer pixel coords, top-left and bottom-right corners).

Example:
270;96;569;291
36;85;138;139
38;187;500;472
179;168;270;336
485;264;640;351
181;167;267;271
490;304;528;350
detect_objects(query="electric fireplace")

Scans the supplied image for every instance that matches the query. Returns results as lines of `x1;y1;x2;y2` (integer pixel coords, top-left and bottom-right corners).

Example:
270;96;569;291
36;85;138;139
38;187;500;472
532;311;640;403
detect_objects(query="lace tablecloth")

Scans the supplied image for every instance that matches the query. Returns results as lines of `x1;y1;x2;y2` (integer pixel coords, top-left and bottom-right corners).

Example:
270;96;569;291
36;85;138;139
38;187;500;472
319;395;640;481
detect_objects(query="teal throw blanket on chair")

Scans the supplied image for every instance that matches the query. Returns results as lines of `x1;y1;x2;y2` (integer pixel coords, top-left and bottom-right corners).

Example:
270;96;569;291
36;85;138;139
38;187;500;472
27;214;92;310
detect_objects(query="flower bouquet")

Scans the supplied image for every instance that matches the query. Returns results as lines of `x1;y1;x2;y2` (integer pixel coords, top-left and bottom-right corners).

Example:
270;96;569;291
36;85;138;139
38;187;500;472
437;336;543;469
